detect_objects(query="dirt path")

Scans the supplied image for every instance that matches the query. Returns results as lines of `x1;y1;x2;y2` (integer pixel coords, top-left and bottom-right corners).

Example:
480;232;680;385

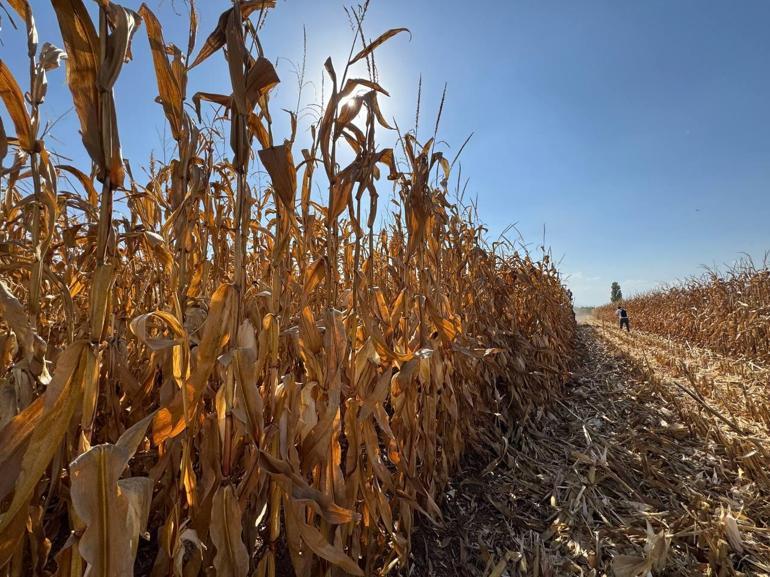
404;324;770;577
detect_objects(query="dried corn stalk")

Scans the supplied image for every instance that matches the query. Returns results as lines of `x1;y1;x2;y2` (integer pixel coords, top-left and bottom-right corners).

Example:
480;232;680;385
596;258;770;364
0;2;576;576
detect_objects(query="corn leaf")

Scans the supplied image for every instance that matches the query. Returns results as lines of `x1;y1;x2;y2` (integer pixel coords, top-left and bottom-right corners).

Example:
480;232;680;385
349;28;409;65
210;485;249;577
0;61;33;151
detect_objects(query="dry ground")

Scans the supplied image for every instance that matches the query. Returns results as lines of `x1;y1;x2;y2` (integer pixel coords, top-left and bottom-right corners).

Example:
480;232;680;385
403;323;770;577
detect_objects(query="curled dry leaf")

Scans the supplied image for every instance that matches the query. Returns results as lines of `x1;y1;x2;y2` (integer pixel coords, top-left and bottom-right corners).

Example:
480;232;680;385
0;280;48;381
138;3;184;140
210;485;249;577
349;28;410;65
0;62;33;151
70;445;152;577
721;508;744;554
0;342;86;536
189;1;277;69
258;143;296;211
5;0;30;20
152;283;235;443
50;0;102;173
611;555;652;577
69;413;153;575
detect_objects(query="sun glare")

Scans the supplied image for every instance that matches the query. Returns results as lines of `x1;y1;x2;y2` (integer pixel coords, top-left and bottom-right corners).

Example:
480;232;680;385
338;89;368;110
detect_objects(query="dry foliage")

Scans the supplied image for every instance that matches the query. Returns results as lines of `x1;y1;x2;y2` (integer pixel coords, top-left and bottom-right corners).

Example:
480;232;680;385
407;323;770;576
595;324;770;576
0;1;575;576
596;258;770;365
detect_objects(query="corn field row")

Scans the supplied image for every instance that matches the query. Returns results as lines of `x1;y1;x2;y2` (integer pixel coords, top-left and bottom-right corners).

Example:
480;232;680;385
596;258;770;365
0;1;576;576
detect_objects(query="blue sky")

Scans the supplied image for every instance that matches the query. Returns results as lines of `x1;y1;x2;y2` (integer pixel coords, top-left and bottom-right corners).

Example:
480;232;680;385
2;0;769;305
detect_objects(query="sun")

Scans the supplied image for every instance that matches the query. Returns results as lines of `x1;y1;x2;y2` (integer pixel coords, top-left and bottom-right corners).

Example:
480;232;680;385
338;89;368;110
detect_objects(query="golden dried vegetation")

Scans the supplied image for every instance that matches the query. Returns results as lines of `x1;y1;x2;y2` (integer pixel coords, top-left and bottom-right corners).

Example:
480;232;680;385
0;1;575;576
596;258;770;364
410;322;770;576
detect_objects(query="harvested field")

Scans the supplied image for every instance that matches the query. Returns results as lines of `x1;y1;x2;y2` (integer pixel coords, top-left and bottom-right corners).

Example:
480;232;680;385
406;323;770;576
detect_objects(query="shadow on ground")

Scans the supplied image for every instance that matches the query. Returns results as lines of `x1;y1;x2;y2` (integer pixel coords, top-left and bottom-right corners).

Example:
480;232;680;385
402;325;770;576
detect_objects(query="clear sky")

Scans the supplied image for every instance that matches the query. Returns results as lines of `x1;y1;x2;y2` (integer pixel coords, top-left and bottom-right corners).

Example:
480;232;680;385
2;0;769;305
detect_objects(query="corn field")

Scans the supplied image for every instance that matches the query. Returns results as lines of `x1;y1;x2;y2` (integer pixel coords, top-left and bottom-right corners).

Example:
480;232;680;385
596;258;770;365
0;1;576;575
